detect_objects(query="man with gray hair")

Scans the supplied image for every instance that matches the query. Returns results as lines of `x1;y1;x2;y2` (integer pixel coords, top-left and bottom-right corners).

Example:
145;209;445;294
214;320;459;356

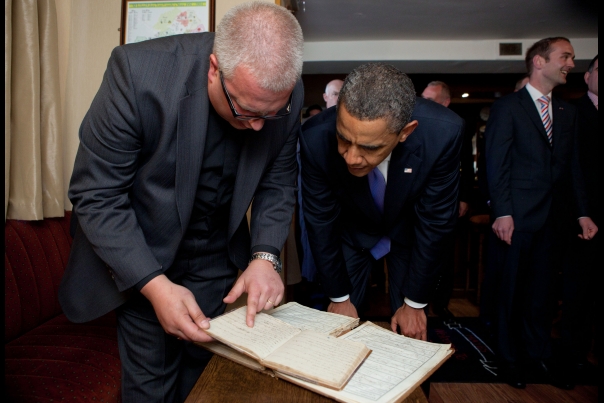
421;80;451;107
59;2;304;401
301;63;464;340
323;78;344;108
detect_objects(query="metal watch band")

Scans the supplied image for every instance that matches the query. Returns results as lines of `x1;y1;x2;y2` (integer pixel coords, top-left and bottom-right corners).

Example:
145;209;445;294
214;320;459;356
249;252;282;274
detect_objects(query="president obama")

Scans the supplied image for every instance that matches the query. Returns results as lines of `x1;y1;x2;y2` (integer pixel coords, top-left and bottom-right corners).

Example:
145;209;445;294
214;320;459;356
300;63;464;339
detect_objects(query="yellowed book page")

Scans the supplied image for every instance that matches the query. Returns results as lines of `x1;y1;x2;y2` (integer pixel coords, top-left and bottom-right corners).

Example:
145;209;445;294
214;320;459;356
278;322;453;403
267;302;360;336
262;330;371;391
195;341;275;376
204;306;300;361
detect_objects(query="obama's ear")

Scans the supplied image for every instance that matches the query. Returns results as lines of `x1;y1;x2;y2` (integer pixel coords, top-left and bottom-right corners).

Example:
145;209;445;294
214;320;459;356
398;120;418;143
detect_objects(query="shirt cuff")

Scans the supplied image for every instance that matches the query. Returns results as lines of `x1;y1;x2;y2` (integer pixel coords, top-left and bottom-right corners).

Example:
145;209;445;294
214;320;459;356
496;215;512;219
330;295;350;303
251;245;280;256
404;298;427;309
135;270;162;291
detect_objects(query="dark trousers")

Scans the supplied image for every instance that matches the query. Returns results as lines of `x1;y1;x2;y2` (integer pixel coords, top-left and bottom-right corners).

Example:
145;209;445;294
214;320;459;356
342;241;408;315
431;228;459;312
116;251;238;402
492;222;555;364
560;231;600;362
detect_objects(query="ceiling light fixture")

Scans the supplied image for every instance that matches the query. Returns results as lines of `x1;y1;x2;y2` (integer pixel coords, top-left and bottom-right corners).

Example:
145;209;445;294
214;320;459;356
462;93;470;98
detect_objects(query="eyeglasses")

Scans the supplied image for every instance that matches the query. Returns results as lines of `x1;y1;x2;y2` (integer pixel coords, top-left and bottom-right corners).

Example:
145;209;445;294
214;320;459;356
219;71;293;121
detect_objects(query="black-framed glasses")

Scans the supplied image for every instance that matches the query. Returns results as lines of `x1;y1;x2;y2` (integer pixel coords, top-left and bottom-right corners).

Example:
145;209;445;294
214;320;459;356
219;71;293;121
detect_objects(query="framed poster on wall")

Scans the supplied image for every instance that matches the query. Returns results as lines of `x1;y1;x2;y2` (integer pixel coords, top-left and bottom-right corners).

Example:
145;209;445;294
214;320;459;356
121;0;215;45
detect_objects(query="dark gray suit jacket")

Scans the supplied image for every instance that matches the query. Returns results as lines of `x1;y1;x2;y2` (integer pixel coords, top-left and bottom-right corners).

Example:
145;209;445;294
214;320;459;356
59;33;302;323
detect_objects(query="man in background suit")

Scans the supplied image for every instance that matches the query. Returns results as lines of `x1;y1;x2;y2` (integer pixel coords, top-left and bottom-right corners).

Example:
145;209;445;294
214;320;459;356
561;54;599;372
485;37;597;389
323;79;344;109
301;63;464;340
58;3;304;401
421;80;475;321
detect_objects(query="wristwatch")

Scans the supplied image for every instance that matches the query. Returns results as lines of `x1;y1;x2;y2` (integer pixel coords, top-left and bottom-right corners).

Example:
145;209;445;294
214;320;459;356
249;252;282;274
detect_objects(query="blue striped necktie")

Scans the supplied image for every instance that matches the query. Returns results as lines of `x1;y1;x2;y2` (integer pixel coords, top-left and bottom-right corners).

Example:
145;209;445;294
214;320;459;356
538;96;553;145
368;167;390;259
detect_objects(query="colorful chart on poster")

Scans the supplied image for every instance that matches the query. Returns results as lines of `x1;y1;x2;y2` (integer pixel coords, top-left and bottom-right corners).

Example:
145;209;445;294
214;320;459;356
125;1;210;44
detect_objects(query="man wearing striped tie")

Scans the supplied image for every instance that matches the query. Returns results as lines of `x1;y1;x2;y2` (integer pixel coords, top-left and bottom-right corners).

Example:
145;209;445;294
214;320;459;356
485;37;598;390
300;63;464;342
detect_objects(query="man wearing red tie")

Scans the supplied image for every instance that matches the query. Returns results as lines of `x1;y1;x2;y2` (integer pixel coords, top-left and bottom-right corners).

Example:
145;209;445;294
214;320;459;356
485;37;598;390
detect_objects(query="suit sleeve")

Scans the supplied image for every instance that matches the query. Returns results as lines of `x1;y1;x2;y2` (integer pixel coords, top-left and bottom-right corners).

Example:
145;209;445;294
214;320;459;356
485;100;514;218
249;81;303;253
68;46;162;292
404;121;464;303
299;130;352;299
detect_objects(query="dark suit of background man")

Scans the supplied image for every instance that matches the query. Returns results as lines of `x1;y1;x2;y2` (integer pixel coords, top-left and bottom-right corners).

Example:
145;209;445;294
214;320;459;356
301;63;464;340
58;3;304;401
421;81;475;321
485;37;598;390
561;54;599;371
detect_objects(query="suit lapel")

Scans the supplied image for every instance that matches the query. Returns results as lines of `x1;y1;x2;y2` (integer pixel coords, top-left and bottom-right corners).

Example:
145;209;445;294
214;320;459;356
583;94;599;122
175;55;211;234
384;136;422;225
551;97;564;153
518;88;551;146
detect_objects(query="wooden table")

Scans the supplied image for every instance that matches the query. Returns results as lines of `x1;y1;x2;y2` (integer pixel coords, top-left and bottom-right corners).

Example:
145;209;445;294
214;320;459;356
185;322;429;403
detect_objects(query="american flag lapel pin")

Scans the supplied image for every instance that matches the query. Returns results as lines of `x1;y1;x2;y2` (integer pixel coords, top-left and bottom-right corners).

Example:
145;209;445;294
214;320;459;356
404;168;412;173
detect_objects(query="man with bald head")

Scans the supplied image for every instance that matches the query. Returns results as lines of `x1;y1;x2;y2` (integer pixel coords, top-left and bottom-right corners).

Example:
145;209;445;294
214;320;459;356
421;81;451;108
301;63;464;341
59;2;304;401
323;79;344;108
421;80;474;320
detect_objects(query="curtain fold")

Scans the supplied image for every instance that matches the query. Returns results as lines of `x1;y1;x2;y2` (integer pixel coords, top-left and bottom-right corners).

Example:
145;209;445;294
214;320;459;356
5;0;13;220
5;0;63;221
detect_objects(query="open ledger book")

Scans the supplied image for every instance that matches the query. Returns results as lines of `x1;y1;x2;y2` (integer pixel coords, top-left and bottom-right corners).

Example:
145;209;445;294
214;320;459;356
201;303;370;390
198;302;454;402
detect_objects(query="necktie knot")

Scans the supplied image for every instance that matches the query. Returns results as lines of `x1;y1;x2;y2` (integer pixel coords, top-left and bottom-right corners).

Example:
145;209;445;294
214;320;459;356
538;95;550;106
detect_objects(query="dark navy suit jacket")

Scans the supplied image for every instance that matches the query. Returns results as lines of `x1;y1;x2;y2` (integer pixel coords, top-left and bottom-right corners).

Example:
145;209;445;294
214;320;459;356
485;87;588;231
300;99;464;304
